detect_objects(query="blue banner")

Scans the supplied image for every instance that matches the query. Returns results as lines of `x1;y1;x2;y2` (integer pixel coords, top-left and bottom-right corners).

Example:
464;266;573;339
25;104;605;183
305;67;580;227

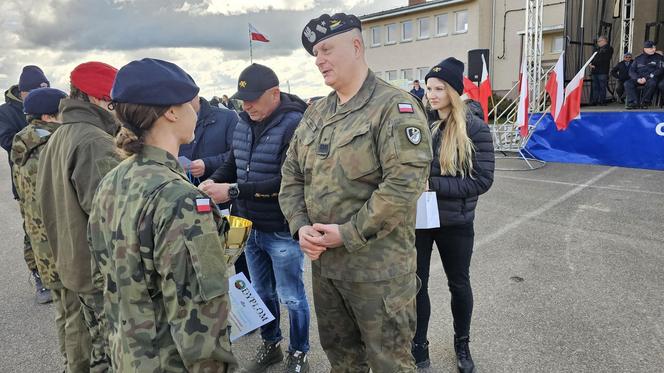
525;111;664;170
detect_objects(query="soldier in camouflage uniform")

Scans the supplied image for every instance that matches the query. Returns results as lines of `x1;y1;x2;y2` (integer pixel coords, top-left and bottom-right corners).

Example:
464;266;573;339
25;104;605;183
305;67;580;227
279;13;432;372
38;62;120;372
11;87;92;372
88;58;237;372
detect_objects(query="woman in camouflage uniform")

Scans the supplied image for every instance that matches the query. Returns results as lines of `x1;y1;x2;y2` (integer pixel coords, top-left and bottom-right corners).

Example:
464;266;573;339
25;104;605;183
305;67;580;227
87;58;237;372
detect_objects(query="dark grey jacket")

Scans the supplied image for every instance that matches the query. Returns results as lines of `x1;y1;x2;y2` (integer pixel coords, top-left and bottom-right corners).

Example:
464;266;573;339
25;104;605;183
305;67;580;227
428;100;495;226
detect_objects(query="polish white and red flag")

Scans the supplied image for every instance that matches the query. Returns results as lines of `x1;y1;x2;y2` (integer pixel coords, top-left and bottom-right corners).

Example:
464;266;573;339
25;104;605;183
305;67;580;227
478;54;492;122
545;52;565;122
555;52;596;131
249;24;270;42
516;59;529;137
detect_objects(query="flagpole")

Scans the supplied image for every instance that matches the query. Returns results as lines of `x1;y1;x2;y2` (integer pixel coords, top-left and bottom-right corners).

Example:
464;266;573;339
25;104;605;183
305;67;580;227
249;23;253;64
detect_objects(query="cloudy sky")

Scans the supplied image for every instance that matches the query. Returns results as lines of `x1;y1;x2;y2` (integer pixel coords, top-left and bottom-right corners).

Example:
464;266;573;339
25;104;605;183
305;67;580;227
0;0;405;100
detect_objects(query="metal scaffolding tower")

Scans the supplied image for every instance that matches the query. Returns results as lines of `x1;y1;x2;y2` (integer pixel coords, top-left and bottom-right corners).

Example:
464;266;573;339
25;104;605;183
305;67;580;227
524;0;545;112
620;0;636;54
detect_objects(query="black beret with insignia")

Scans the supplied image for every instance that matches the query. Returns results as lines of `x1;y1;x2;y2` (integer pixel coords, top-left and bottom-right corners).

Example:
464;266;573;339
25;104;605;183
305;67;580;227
301;13;362;55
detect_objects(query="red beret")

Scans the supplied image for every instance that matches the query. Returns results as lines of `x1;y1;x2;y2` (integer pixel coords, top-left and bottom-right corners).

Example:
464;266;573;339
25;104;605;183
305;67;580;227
70;61;118;100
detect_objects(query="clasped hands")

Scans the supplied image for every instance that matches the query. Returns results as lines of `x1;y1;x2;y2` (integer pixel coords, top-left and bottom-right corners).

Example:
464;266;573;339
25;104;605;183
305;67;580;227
299;224;343;261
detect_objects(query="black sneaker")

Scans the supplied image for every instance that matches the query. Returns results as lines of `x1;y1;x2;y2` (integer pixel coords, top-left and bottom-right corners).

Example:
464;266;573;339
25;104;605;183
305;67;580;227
411;340;431;368
31;270;52;304
454;336;475;373
242;340;283;372
625;103;638;110
285;350;309;373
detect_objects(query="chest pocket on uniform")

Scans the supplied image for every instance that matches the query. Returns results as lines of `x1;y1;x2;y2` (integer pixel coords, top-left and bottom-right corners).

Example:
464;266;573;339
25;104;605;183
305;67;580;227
336;122;380;180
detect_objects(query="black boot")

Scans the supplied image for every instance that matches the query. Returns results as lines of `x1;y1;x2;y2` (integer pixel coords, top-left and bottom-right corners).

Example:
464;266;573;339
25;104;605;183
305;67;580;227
454;336;475;373
411;340;430;368
31;270;52;304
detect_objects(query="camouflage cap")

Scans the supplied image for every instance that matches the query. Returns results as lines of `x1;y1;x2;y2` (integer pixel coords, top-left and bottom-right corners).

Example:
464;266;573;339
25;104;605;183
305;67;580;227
301;13;362;55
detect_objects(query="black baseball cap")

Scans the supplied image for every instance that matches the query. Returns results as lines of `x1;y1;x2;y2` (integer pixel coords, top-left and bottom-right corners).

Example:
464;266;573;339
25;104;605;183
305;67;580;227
231;63;279;101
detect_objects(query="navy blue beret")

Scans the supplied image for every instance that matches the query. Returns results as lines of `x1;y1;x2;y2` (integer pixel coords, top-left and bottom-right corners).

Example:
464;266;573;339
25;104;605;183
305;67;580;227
111;58;200;106
23;87;67;116
19;65;50;92
302;13;362;55
644;40;655;49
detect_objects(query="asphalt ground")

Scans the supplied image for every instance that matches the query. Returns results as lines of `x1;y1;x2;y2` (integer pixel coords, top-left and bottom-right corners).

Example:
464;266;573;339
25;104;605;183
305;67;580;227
0;150;662;372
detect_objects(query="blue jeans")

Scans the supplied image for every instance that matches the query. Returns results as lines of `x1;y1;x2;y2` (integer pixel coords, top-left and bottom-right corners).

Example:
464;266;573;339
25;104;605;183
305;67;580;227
244;229;310;353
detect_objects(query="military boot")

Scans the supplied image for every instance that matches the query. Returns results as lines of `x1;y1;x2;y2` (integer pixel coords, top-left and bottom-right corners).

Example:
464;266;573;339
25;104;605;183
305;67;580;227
31;270;52;304
242;340;283;372
454;336;475;373
412;340;431;368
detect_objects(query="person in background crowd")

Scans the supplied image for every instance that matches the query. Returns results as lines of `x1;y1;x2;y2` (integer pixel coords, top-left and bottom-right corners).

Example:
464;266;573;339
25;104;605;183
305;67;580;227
410;79;425;100
11;87;90;372
221;94;237;110
412;58;495;372
88;58;237;373
625;40;664;109
37;62;119;372
611;53;633;103
178;95;250;279
589;36;614;106
0;65;52;304
280;13;432;372
200;63;311;373
209;95;221;107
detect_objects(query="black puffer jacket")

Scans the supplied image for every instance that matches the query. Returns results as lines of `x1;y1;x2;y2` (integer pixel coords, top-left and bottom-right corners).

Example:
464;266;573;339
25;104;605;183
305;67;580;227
428;100;495;226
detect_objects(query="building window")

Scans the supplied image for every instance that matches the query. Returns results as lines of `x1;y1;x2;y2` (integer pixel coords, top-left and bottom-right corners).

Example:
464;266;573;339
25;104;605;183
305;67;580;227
417;67;430;81
375;71;383;79
435;14;448;36
418;17;430;39
386;24;397;44
552;36;564;52
401;69;413;81
371;27;381;46
402;21;413;42
386;70;398;81
455;10;468;33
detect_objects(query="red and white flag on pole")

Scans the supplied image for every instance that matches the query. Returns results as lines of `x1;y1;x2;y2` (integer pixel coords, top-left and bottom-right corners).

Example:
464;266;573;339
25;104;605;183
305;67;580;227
554;52;596;131
516;59;529;137
249;24;270;42
463;76;480;100
478;54;492;122
545;52;565;122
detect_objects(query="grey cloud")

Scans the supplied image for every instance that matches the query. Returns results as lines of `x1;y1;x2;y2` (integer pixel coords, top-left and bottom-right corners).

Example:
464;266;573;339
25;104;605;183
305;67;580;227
11;0;399;55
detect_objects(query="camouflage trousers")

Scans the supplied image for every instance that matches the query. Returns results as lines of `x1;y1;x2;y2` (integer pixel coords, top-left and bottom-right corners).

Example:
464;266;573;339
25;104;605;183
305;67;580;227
53;287;91;373
22;223;37;272
78;290;111;373
312;268;418;373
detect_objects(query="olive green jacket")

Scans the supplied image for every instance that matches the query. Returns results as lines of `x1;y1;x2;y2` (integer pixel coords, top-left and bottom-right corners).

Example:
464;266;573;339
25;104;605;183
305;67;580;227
37;99;120;293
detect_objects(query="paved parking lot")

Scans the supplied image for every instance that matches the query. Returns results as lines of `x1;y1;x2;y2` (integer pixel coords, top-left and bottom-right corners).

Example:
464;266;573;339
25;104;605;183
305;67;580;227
0;152;662;372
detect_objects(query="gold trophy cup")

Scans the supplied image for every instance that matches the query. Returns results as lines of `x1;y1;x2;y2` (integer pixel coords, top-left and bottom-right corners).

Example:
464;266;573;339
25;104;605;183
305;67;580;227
225;216;252;265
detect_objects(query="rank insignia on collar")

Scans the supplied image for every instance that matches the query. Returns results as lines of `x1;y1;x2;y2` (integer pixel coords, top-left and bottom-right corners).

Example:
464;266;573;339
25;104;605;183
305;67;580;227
406;127;422;145
398;103;414;113
196;198;212;213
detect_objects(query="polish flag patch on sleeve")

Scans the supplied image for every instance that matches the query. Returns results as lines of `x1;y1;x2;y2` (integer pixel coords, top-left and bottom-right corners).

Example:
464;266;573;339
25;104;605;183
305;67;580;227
196;198;212;213
398;103;414;113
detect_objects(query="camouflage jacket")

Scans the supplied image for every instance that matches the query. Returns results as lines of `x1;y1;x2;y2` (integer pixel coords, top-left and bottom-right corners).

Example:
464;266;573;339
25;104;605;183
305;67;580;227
88;145;237;372
279;70;432;282
37;99;120;294
11;120;62;289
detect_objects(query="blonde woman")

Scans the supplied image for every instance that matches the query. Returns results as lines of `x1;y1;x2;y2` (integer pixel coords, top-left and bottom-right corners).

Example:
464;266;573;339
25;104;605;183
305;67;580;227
412;57;495;372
